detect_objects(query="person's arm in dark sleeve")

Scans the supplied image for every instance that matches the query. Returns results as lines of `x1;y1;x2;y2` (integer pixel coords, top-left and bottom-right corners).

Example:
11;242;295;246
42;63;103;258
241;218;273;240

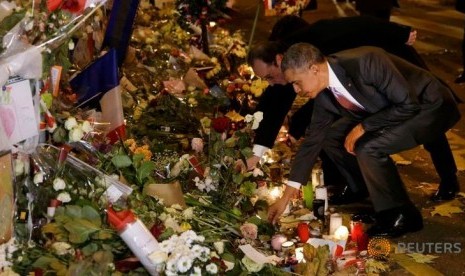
253;84;296;153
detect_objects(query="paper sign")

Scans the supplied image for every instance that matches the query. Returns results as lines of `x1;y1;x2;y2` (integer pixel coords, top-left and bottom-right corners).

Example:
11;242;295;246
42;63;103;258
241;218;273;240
0;152;14;244
239;244;281;264
0;78;38;146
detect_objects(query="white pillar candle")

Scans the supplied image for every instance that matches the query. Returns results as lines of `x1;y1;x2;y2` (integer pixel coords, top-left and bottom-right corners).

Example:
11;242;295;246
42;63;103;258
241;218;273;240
315;185;328;212
329;213;343;235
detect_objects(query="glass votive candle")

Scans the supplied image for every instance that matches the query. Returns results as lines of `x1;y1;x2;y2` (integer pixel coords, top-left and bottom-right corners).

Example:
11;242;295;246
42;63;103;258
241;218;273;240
281;241;295;256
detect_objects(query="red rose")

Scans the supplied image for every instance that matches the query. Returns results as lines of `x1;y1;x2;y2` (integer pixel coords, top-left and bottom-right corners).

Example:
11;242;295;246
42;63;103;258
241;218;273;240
150;223;165;240
297;222;310;243
211;117;231;133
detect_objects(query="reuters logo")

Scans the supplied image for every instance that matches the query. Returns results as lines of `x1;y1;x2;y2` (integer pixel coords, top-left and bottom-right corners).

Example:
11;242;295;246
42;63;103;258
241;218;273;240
368;237;391;258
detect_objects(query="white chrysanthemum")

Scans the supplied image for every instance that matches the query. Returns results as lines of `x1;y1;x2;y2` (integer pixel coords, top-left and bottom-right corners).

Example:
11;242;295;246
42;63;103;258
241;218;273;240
245;114;254;123
176;256;193;273
69;127;84;142
57;192;71;203
164;217;181;233
253;111;263;122
182;207;194;219
148;251;168;265
165;258;177;274
191;244;202;258
51;242;72;255
198;247;210;262
33;172;44;184
159;213;168;221
64;117;78;130
159;240;173;253
165;207;178;214
81;120;92;133
13;159;24;176
53;177;66;191
171;204;183;211
206;263;218;274
190;266;201;276
252;168;264;177
213;241;224;254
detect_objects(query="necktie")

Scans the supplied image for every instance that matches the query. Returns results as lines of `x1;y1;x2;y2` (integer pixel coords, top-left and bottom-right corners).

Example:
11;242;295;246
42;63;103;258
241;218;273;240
330;88;363;112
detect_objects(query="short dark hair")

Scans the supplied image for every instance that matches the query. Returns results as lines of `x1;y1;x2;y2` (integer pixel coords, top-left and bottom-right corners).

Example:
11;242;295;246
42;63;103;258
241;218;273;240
269;15;310;41
281;43;325;72
247;41;289;66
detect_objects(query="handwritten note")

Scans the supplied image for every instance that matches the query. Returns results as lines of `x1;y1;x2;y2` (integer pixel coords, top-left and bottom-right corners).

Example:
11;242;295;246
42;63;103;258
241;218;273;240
0;78;38;147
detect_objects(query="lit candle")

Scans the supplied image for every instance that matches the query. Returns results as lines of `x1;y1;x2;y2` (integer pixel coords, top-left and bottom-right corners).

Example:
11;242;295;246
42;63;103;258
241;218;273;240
334;226;349;241
329;213;343;235
269;186;282;202
271;234;288;251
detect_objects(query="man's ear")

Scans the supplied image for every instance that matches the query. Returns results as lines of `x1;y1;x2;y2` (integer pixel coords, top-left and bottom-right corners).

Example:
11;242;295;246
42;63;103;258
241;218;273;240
275;54;283;67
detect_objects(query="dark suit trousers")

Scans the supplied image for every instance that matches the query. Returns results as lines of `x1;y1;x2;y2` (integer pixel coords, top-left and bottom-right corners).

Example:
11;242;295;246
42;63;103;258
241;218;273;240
423;134;458;185
323;114;456;212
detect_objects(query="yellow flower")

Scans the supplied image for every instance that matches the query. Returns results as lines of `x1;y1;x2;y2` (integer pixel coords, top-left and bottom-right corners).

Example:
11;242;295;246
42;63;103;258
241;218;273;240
180;222;192;232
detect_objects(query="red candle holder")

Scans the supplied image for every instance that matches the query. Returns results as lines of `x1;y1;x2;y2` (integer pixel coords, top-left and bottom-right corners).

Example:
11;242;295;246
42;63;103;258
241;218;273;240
350;221;369;251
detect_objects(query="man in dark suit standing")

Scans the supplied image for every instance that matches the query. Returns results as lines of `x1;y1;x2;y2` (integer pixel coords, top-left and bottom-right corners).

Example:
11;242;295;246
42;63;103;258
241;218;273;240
268;43;461;237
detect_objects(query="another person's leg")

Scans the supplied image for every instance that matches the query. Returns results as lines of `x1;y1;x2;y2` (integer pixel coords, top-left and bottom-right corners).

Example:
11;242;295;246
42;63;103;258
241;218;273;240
423;134;460;201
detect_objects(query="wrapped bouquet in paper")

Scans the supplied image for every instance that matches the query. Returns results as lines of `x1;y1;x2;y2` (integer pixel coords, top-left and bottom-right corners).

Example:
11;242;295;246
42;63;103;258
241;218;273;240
144;180;186;208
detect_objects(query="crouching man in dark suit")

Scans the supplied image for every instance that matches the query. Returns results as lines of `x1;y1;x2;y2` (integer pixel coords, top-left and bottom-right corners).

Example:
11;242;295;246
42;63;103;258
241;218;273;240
268;43;461;237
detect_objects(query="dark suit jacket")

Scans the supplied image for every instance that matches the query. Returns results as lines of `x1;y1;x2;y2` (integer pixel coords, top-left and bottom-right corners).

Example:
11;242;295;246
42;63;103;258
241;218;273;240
288;46;461;184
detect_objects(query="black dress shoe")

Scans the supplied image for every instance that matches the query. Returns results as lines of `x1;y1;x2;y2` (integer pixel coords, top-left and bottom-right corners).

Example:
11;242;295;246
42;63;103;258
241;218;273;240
329;185;368;205
430;185;459;202
455;73;465;84
367;205;423;238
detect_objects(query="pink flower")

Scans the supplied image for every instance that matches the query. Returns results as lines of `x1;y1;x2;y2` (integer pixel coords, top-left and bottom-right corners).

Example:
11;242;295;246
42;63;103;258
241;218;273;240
191;138;204;153
240;223;258;239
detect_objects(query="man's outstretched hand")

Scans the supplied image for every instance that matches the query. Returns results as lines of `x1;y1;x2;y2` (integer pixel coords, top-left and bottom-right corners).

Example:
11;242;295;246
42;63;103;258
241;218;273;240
267;186;299;224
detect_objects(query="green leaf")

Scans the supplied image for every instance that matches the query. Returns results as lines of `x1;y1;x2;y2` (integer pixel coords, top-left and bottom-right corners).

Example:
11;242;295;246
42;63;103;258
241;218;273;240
65;205;83;219
31;256;56;269
137;161;156;183
239;181;256;197
233;173;244;184
81;243;99;256
221;252;236;263
41;93;54;110
158;227;175;241
64;218;100;244
111;154;132;168
82;205;102;227
132;154;144;166
246;216;262;226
